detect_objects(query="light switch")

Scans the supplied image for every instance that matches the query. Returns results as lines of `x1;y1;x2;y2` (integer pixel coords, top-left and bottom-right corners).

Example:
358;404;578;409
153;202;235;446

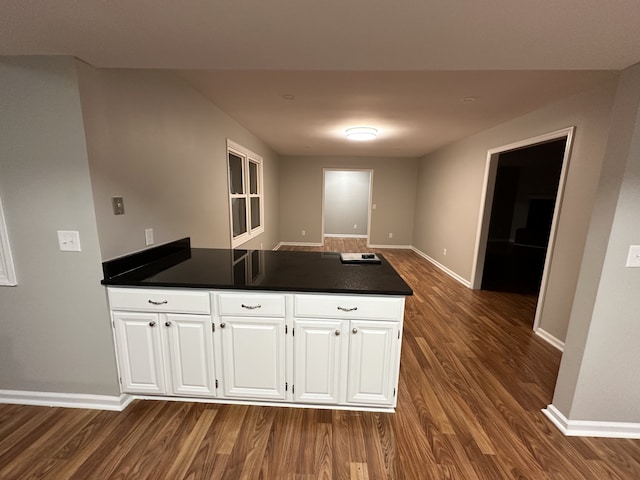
626;245;640;267
112;196;125;215
57;230;81;252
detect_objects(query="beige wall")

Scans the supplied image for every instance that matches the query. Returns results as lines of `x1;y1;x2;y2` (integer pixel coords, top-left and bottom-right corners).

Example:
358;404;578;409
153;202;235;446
0;56;119;395
279;157;418;246
413;79;618;342
552;63;640;422
76;62;280;260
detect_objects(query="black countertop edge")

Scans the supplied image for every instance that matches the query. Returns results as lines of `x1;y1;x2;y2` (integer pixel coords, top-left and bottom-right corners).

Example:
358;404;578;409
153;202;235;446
101;280;411;296
102;237;191;280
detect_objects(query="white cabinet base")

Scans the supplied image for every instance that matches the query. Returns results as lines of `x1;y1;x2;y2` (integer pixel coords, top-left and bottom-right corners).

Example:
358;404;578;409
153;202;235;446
109;288;405;412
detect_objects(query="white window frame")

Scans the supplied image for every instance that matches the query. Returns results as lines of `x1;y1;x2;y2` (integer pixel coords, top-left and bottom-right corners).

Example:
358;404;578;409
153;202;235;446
227;139;264;248
0;194;17;286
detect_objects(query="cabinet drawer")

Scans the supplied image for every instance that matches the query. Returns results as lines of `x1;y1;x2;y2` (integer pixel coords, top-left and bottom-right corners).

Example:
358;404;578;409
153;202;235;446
218;293;285;317
295;294;403;321
108;288;211;314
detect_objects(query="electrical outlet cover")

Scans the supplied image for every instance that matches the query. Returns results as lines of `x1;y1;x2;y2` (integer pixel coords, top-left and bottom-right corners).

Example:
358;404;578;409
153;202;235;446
57;230;81;252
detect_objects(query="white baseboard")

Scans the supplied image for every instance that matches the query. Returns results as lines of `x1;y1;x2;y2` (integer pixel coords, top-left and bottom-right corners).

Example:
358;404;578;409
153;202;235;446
368;244;413;249
275;241;323;249
410;247;472;288
534;328;565;351
542;404;640;439
324;234;368;239
0;389;134;411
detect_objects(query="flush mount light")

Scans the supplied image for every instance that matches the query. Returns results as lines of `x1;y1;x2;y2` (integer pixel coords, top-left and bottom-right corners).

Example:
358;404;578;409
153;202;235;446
346;127;378;141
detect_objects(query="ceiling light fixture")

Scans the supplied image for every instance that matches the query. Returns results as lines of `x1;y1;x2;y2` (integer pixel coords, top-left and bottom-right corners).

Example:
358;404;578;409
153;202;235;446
346;127;378;141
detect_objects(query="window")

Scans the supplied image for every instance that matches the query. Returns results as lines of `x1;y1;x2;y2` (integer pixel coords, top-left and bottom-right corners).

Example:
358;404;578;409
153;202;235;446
0;195;17;286
227;140;264;247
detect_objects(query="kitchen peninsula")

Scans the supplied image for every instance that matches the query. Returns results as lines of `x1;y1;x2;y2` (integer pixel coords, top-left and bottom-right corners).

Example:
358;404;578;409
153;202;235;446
102;238;412;412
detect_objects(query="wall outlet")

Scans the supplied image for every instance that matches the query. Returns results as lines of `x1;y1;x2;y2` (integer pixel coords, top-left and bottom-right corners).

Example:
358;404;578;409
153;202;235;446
354;224;357;229
301;230;306;237
388;232;393;239
443;248;447;256
57;230;81;252
145;228;154;246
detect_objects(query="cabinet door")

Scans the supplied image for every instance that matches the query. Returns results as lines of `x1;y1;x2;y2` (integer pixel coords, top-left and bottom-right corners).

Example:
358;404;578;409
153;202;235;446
347;320;399;405
165;314;217;397
294;319;345;404
219;317;285;400
113;312;166;394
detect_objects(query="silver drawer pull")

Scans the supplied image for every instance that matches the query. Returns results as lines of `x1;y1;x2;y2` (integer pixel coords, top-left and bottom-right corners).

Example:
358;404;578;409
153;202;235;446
148;299;168;305
337;306;358;312
241;303;262;310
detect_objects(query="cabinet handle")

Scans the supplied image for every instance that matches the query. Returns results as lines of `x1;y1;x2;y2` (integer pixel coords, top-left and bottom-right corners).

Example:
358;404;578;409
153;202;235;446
148;321;156;327
165;321;172;327
220;322;226;328
352;328;358;334
334;329;341;336
241;303;262;310
337;306;358;312
148;299;168;305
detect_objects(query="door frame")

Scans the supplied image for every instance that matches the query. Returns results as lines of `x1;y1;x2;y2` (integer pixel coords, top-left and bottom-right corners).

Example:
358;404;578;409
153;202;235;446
470;127;575;330
321;168;374;246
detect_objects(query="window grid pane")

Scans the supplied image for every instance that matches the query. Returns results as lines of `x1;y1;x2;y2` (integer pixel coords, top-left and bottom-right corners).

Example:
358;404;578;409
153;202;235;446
232;198;247;237
249;161;259;194
229;152;245;194
250;197;261;229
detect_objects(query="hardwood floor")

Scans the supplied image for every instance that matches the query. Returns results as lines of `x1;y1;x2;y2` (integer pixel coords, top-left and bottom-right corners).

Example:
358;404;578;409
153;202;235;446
2;238;640;479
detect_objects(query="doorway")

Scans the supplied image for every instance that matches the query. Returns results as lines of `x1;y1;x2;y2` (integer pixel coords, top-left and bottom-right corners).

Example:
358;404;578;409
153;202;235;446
322;169;373;243
471;128;574;329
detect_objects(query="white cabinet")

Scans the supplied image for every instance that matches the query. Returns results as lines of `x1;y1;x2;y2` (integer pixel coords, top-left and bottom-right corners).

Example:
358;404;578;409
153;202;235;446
109;288;216;398
108;287;405;411
113;312;166;395
219;317;285;400
347;320;399;405
293;319;345;404
165;314;217;397
217;292;287;401
293;294;403;407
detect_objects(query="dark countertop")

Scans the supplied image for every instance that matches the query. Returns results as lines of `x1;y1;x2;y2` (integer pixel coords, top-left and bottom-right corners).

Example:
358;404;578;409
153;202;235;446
101;238;413;296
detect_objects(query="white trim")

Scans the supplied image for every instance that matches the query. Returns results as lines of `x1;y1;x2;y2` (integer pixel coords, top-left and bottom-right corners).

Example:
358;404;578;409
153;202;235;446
227;139;264;248
0;195;17;286
542;404;640;439
411;247;472;287
368;244;413;250
324;234;368;239
470;128;575;333
0;389;134;411
276;242;323;248
534;328;565;351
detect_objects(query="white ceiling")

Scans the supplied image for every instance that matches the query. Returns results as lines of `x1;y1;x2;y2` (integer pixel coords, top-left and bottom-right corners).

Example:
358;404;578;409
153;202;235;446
2;0;639;156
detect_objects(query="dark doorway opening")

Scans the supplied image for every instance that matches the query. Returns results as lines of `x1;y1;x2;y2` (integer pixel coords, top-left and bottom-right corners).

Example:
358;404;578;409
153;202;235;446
481;138;566;294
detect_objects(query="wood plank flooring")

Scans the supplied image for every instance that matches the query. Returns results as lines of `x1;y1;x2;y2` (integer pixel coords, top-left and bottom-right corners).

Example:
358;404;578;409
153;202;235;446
2;238;640;479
